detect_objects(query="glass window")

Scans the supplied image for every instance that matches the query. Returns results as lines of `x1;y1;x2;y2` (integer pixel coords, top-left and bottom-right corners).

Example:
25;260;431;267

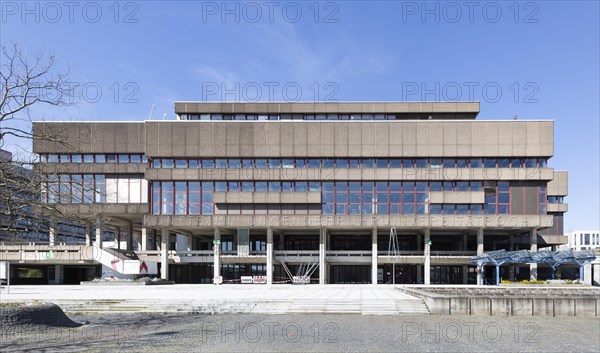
484;159;496;168
443;159;455;168
322;193;334;203
430;159;442;168
255;181;267;192
162;159;173;168
228;181;239;191
416;182;428;192
152;181;160;214
349;159;360;168
457;204;469;215
202;160;214;168
322;159;334;168
305;115;315;120
95;175;105;203
430;182;442;192
511;158;522;168
443;181;453;191
269;182;281;192
403;193;415;204
242;159;254;168
215;159;227;168
295;182;307;192
362;159;374;168
403;204;415;215
282;159;294;168
403;182;415;192
118;154;129;163
402;159;414;168
106;154;117;163
363;204;373;214
268;159;280;168
130;154;141;163
255;159;267;168
59;154;70;163
470;205;483;214
282;182;292;191
161;182;173;215
175;160;187;168
295;159;306;168
189;160;200;168
48;154;59;163
442;204;455;215
416;159;428;168
71;155;82;163
323;182;335;192
470;181;482;191
308;182;320;192
524;159;537;168
212;114;223;120
498;181;510;192
242;182;254;192
94;154;105;163
470;159;482;168
226;159;239;168
539;159;548;168
175;182;187;215
390;159;402;168
336;159;348;168
349;204;361;214
430;205;442;214
322;204;334;214
376;159;388;168
457;182;469;191
457;159;468;168
308;159;320;168
215;182;227;192
376;204;388;214
498;159;510;168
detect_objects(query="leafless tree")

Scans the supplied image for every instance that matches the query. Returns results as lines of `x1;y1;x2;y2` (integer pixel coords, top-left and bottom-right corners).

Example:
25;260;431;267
0;43;86;243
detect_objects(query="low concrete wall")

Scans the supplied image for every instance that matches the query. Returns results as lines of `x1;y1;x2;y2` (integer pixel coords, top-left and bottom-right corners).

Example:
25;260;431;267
398;287;600;317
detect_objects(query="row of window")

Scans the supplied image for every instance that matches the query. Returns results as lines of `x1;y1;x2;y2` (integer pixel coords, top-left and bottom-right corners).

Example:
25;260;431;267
151;157;549;169
180;113;469;121
41;154;147;164
42;174;147;204
547;196;565;204
150;180;542;216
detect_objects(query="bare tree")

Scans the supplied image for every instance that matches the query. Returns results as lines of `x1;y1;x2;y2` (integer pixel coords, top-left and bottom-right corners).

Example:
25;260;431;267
0;43;83;243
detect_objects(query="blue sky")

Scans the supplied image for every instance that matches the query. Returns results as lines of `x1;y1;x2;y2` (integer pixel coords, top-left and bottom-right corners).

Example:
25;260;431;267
2;1;599;230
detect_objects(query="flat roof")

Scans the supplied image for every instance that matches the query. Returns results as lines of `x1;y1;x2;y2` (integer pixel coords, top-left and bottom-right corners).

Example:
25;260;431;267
174;102;480;116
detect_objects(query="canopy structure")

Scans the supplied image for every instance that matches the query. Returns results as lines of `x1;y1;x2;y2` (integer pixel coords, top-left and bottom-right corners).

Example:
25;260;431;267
469;249;597;285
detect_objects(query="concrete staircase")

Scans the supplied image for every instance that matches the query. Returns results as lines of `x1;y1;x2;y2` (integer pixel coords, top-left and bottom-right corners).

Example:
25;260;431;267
53;297;429;315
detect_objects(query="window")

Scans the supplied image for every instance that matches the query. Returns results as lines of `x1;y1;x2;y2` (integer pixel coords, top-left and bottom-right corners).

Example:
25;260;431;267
162;159;174;168
175;182;187;215
175;160;187;168
268;159;280;169
216;159;227;168
376;159;388;168
202;160;214;168
130;154;141;163
484;159;496;168
282;159;294;168
71;155;82;163
188;182;201;215
470;159;482;168
228;159;240;168
242;159;254;168
336;159;348;168
362;159;374;168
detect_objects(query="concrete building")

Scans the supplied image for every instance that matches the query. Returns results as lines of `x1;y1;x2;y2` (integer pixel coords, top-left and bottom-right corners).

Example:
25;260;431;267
13;102;569;285
560;230;600;252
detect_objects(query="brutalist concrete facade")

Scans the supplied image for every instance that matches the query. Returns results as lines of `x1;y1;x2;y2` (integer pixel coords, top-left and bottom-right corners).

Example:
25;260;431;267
30;102;569;285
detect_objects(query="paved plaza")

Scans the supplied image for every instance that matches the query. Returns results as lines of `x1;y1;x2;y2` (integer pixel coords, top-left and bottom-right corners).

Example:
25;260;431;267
2;313;599;352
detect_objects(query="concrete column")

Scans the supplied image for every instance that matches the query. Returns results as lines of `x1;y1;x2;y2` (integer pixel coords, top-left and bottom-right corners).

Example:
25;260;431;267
49;216;57;246
116;227;121;250
462;234;468;251
279;233;285;250
54;265;63;284
127;221;134;251
372;228;378;284
416;265;422;284
266;227;273;285
319;228;327;284
509;235;515;281
592;264;600;286
416;234;422;251
583;264;592;286
530;228;538;281
95;214;103;248
141;228;148;251
477;228;484;285
161;228;169;280
85;222;93;246
213;228;221;281
424;229;431;285
462;265;468;284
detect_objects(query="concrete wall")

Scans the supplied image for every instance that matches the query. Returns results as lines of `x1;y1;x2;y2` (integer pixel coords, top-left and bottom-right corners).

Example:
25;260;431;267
548;171;568;196
141;121;553;158
33;122;146;154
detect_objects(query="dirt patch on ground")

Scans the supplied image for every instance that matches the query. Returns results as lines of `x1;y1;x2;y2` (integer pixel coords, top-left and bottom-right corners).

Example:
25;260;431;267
0;302;82;330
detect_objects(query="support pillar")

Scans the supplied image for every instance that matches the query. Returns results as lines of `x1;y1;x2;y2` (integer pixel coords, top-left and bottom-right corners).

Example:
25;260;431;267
416;265;422;284
54;265;63;284
161;228;169;280
530;228;538;281
279;233;285;250
372;228;378;284
141;228;148;251
116;227;121;250
95;214;103;248
462;265;468;284
477;228;484;285
509;235;515;281
85;222;93;246
49;216;57;246
319;228;327;284
462;234;468;251
424;228;431;285
266;227;273;285
213;228;221;283
127;221;133;251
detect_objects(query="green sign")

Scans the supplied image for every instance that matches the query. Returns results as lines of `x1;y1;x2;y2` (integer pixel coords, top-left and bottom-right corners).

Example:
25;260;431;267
426;240;432;246
213;240;221;245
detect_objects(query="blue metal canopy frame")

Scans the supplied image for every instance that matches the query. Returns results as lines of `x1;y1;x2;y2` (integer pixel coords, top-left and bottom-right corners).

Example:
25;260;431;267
469;249;597;285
